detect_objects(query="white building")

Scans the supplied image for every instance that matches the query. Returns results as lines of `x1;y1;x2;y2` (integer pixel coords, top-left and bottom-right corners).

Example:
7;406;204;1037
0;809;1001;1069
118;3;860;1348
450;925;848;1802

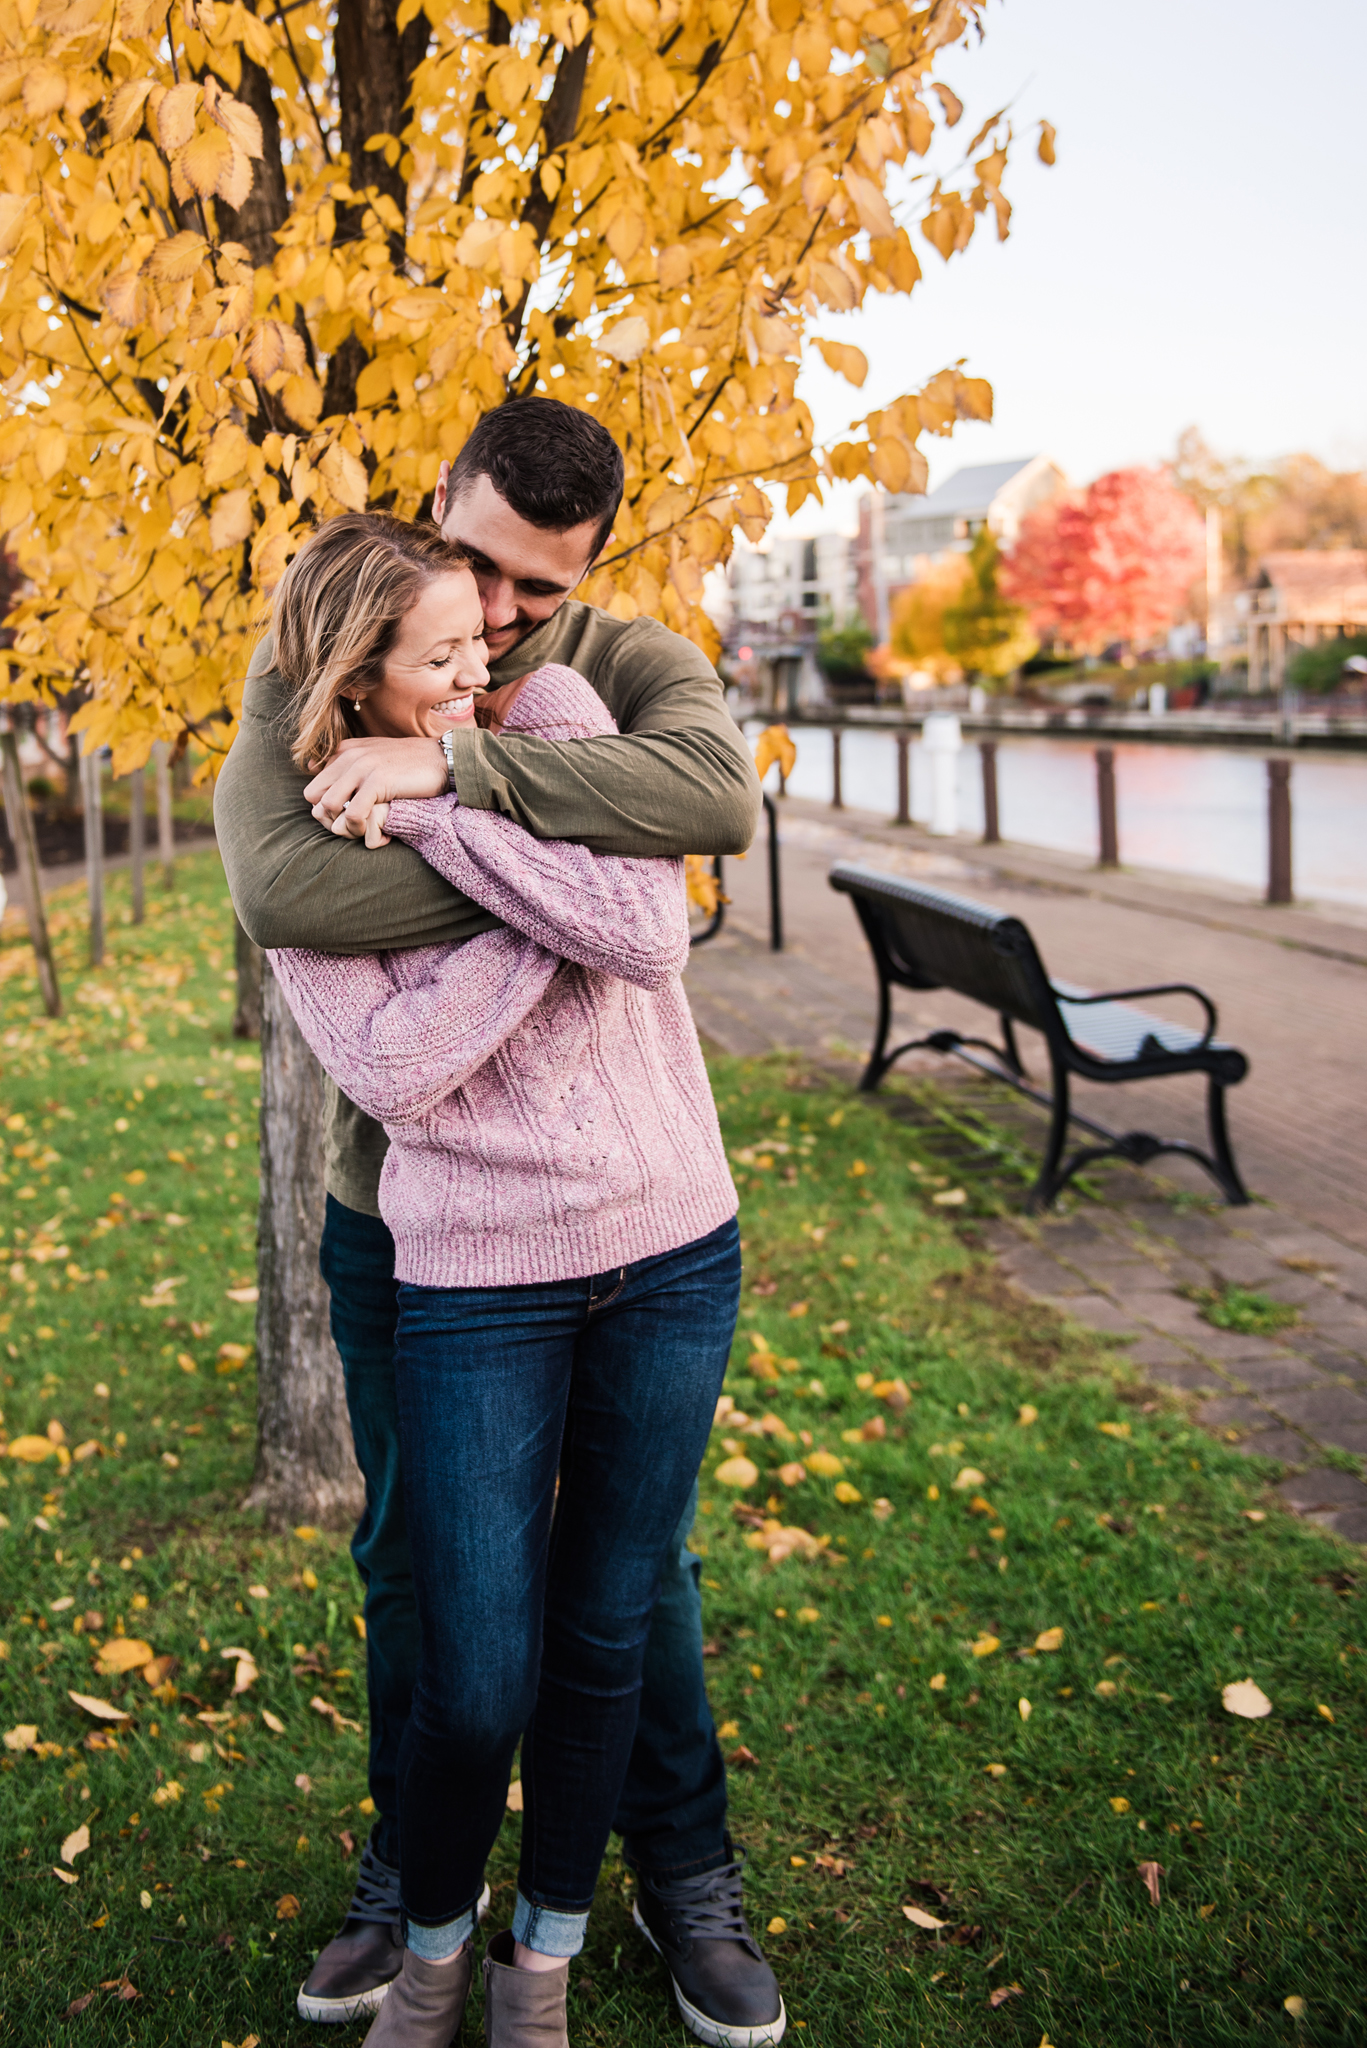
723;531;858;632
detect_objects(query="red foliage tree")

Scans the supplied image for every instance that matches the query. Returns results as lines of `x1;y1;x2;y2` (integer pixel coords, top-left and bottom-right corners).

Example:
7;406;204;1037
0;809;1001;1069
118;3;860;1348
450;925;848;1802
1000;467;1206;651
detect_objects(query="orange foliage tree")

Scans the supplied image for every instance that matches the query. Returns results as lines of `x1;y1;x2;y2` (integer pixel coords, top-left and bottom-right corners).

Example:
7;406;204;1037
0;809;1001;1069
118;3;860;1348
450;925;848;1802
1001;468;1205;654
0;0;1052;767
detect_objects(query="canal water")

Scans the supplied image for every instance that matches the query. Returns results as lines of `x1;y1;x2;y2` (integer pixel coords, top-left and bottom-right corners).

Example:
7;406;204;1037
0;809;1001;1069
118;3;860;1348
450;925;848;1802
755;727;1367;910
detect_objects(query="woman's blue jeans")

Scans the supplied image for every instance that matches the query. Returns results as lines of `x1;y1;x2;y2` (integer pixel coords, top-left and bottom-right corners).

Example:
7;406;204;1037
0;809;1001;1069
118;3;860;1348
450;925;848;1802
319;1204;737;1941
393;1216;740;1937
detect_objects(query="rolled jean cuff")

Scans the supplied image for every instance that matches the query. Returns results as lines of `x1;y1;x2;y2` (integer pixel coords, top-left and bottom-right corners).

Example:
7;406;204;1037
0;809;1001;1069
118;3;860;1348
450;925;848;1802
405;1908;475;1960
511;1894;589;1959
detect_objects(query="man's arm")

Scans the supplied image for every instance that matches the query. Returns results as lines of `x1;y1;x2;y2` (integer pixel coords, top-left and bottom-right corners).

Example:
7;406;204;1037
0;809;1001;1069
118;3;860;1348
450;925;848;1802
216;616;759;956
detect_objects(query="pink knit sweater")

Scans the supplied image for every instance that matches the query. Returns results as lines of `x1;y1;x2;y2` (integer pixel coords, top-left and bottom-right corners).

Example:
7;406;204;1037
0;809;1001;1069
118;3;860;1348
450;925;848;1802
269;665;737;1288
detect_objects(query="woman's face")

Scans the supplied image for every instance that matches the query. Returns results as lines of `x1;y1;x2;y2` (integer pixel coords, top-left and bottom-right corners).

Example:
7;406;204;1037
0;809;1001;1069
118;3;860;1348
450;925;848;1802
355;568;490;739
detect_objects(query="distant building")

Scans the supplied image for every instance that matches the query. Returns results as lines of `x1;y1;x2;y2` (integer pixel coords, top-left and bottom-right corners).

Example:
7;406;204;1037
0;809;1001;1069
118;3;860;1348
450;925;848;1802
724;531;858;632
853;455;1068;637
720;532;860;712
1241;551;1367;692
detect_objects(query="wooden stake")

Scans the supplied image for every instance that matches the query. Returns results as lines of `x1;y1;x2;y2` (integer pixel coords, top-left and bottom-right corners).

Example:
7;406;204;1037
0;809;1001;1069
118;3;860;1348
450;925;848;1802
128;764;145;924
0;727;62;1016
154;739;175;887
81;747;104;966
980;739;1000;844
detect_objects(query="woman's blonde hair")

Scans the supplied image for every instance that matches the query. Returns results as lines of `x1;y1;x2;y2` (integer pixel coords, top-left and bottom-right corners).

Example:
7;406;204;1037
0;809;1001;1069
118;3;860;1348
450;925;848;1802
272;513;473;769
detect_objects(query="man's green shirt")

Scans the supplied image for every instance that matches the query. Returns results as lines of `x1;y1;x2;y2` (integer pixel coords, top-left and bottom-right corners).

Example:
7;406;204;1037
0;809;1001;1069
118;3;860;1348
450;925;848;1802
214;599;760;1216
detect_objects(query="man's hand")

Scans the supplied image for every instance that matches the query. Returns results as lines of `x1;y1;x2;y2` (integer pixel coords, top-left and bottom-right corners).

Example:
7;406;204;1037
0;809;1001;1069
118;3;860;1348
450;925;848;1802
303;736;447;844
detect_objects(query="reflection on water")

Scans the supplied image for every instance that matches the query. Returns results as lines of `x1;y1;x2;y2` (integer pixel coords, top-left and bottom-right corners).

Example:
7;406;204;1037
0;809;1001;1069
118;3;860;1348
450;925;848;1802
754;726;1367;909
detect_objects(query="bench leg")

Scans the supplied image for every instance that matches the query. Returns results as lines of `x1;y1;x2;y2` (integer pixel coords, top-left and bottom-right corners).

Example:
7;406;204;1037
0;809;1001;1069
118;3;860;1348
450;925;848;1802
999;1014;1026;1079
1205;1077;1250;1205
1027;1060;1071;1212
859;971;893;1093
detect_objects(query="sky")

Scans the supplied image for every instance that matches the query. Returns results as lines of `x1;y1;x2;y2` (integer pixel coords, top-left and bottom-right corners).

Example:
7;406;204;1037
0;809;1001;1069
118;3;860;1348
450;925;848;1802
773;0;1367;537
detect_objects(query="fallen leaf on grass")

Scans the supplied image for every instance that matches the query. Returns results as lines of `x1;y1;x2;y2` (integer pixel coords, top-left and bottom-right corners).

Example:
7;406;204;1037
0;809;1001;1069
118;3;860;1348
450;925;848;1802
767;1916;787;1934
152;1781;183;1805
66;1687;130;1726
95;1638;154;1675
295;1773;313;1794
64;1991;97;2016
505;1781;524;1813
96;1976;140;2001
1018;1698;1032;1721
1137;1860;1163;1905
1283;1996;1305;2017
1198;1903;1216;1919
970;1635;1000;1658
261;1710;286;1735
714;1456;759;1489
4;1724;38;1752
309;1696;362;1735
805;1451;843;1478
932;1188;967;1206
951;1468;986;1491
225;1286;259;1303
812;1854;850;1876
777;1462;807;1487
902;1904;947;1929
275;1894;300;1921
53;1866;79;1884
989;1982;1024;2008
1097;1421;1131;1440
1242;1509;1266;1523
1017;1405;1038;1426
985;1763;1008;1778
1110;1797;1131;1814
60;1824;90;1866
1222;1679;1272;1719
929;1673;946;1691
833;1481;862;1504
728;1745;758;1768
8;1434;57;1462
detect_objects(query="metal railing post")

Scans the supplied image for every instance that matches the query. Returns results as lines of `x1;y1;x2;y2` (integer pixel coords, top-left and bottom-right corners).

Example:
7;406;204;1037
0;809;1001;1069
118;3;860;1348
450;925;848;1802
1095;746;1119;868
1266;758;1292;904
894;731;911;825
830;727;843;811
980;739;1000;844
764;793;783;951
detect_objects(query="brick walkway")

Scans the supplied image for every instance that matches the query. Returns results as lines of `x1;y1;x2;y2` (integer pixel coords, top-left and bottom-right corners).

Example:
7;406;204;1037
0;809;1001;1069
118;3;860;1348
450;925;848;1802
684;798;1367;1545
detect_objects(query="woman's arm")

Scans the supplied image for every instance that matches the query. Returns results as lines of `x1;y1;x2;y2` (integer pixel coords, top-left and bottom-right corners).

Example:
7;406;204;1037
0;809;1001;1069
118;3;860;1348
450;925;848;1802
269;931;560;1126
384;796;690;993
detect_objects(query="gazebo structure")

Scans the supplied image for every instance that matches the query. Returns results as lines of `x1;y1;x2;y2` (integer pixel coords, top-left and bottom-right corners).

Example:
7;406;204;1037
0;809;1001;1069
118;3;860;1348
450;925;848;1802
1245;551;1367;691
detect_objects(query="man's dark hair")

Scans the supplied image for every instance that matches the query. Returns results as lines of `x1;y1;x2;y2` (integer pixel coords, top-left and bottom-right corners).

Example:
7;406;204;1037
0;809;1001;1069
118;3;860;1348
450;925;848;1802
446;398;624;561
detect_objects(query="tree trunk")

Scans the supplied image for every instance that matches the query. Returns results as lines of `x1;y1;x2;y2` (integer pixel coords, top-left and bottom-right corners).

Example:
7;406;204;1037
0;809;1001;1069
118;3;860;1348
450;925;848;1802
232;912;263;1040
242;960;363;1531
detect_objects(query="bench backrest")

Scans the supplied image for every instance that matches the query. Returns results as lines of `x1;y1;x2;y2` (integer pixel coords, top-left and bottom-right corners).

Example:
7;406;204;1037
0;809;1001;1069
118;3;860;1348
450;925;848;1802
828;863;1057;1032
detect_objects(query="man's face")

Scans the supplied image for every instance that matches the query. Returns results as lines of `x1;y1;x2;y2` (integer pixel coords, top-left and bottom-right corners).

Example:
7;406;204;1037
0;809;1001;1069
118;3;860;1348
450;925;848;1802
440;472;601;664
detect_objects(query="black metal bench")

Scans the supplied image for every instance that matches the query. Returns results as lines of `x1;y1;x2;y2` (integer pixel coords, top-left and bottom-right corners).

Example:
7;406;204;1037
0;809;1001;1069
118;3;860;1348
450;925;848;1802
829;862;1250;1212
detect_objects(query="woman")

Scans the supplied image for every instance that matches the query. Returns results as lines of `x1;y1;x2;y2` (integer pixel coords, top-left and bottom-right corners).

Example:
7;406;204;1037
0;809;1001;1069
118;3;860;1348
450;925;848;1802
267;513;741;2048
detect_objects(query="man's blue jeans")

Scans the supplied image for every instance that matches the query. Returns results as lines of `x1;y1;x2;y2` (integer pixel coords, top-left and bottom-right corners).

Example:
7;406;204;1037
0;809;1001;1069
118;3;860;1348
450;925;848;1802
319;1198;732;1893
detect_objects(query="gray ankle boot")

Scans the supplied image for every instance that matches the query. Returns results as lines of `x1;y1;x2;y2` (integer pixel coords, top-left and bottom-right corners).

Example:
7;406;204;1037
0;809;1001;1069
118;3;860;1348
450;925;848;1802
361;1944;473;2047
482;1929;569;2047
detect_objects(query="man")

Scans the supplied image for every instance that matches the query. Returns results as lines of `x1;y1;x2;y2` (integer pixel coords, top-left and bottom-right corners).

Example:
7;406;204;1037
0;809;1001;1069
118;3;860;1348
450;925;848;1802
216;399;785;2046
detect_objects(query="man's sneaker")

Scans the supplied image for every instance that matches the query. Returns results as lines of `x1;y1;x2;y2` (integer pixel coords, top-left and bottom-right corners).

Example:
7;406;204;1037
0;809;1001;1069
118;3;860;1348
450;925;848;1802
296;1837;490;2025
633;1849;786;2048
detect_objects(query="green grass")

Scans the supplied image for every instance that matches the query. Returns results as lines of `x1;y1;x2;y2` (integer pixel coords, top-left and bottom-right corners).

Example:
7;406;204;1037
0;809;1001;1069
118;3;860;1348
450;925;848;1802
1187;1286;1302;1338
1;858;1365;2045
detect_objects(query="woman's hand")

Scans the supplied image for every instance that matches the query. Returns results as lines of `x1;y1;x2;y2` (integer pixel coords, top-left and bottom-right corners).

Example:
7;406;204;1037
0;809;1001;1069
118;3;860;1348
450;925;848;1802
304;736;447;841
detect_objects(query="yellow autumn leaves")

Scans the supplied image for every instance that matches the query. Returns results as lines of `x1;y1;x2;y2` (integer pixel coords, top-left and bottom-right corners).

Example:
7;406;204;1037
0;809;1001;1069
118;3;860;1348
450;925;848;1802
0;0;1042;769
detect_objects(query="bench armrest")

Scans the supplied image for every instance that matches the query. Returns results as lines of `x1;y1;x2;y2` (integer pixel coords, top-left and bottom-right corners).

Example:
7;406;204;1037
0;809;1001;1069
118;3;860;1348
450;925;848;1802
1051;980;1218;1049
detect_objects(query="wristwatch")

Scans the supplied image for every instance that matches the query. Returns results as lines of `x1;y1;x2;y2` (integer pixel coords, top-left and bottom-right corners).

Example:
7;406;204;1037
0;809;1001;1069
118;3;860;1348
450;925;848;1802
439;728;457;795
